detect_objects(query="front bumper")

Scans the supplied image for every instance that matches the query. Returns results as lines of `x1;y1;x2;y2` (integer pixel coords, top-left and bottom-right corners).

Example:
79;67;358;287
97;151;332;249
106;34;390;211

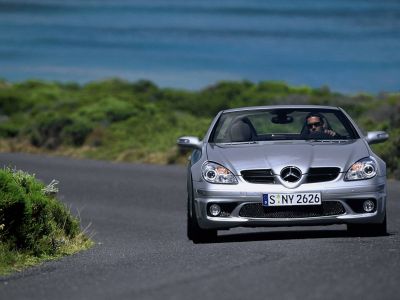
193;175;387;230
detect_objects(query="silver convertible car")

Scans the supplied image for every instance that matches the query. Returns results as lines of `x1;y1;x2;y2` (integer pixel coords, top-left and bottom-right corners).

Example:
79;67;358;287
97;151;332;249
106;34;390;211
177;105;389;243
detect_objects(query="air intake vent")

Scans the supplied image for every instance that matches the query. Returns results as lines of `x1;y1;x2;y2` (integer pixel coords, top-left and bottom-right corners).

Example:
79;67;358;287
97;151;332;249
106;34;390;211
241;169;275;184
239;201;345;218
306;167;340;183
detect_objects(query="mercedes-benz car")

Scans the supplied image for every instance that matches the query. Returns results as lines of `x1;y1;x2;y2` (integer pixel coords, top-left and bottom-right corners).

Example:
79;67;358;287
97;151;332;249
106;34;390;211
177;105;389;243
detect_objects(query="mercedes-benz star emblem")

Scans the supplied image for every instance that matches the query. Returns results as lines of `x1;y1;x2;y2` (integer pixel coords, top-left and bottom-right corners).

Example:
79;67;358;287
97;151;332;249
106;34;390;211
280;166;302;183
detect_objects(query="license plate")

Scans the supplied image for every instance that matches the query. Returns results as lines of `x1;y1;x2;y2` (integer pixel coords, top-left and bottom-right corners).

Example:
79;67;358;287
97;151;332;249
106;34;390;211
262;193;321;206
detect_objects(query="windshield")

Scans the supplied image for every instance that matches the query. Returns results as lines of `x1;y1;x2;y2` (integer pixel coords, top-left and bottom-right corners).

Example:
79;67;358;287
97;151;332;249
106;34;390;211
209;108;359;143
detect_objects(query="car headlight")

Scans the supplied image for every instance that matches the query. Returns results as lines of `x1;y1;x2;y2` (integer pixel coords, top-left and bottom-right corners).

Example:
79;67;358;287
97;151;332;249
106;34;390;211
345;157;377;181
201;162;238;184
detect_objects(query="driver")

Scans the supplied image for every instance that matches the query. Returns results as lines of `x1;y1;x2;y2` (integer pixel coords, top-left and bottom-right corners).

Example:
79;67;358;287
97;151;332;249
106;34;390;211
305;113;337;137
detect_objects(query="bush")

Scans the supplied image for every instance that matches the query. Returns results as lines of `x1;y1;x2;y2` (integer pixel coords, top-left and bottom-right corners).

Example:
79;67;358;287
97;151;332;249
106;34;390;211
29;112;72;149
0;121;20;138
76;97;138;123
61;117;94;146
30;113;94;148
0;91;30;115
0;168;82;256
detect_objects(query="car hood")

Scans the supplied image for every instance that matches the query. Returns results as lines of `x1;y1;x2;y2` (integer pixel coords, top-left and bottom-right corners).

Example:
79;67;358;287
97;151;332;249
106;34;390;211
206;140;369;175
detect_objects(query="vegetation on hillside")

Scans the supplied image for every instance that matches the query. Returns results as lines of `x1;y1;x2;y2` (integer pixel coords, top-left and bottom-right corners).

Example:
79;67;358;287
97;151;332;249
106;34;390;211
0;78;399;178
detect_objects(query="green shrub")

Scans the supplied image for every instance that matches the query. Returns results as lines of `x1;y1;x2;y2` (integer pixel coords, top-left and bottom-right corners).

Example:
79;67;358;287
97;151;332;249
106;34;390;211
29;112;70;148
0;91;30;115
29;113;94;148
0;168;81;256
61;117;94;146
0;121;20;138
0;168;93;275
76;97;138;123
131;79;159;94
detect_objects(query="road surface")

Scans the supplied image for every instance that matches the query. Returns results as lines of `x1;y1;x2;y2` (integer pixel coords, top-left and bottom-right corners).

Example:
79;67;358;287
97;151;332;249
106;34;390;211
0;153;399;299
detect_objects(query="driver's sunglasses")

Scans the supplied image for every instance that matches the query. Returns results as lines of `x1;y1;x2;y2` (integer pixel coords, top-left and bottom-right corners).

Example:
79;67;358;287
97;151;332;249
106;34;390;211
307;122;322;128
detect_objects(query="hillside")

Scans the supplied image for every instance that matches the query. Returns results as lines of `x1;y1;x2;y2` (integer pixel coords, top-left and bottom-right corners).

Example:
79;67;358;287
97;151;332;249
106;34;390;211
0;79;398;178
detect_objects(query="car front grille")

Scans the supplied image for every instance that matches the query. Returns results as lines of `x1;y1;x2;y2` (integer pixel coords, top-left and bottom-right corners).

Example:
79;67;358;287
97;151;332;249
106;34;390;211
238;201;345;218
241;167;340;184
306;167;340;183
241;169;275;184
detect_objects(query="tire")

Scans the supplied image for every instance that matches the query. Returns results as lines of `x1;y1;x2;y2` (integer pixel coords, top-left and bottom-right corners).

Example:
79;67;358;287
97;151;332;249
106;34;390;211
347;215;387;236
187;195;217;244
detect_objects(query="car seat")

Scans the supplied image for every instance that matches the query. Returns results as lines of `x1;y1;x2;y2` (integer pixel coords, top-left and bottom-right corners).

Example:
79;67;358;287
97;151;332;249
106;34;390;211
229;117;257;142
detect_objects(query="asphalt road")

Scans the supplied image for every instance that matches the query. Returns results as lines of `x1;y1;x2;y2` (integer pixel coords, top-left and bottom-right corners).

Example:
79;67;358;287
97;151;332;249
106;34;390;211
0;152;399;300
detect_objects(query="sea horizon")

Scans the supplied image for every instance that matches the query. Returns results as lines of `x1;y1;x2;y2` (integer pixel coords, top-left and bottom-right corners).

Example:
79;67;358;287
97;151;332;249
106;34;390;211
1;0;399;93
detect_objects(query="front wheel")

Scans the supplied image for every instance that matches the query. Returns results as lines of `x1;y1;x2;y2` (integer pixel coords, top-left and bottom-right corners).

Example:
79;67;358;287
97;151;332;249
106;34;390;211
187;196;217;243
347;215;387;236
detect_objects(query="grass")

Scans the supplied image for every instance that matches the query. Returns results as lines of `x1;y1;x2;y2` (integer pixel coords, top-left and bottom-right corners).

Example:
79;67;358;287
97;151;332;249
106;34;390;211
0;233;93;276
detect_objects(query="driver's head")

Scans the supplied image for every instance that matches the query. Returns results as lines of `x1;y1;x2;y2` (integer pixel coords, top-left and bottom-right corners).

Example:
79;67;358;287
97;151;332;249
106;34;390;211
306;114;324;133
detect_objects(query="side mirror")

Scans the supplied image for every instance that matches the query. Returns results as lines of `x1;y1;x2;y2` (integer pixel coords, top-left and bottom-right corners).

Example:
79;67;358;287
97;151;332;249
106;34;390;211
177;136;203;149
366;131;389;145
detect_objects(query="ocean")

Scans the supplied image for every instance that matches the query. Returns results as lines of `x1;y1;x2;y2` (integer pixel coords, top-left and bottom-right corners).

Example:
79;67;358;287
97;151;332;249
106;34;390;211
0;0;399;92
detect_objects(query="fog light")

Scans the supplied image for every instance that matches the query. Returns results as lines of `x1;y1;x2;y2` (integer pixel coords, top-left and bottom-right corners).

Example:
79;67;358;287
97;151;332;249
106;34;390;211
209;204;221;217
363;200;375;212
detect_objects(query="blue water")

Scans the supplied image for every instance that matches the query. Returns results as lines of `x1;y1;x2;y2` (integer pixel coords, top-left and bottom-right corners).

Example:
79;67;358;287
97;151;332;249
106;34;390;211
1;0;400;92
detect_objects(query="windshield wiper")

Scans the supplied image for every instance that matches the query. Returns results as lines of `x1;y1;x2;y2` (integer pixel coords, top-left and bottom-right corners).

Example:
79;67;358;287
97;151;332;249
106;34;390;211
306;139;349;143
221;141;258;145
